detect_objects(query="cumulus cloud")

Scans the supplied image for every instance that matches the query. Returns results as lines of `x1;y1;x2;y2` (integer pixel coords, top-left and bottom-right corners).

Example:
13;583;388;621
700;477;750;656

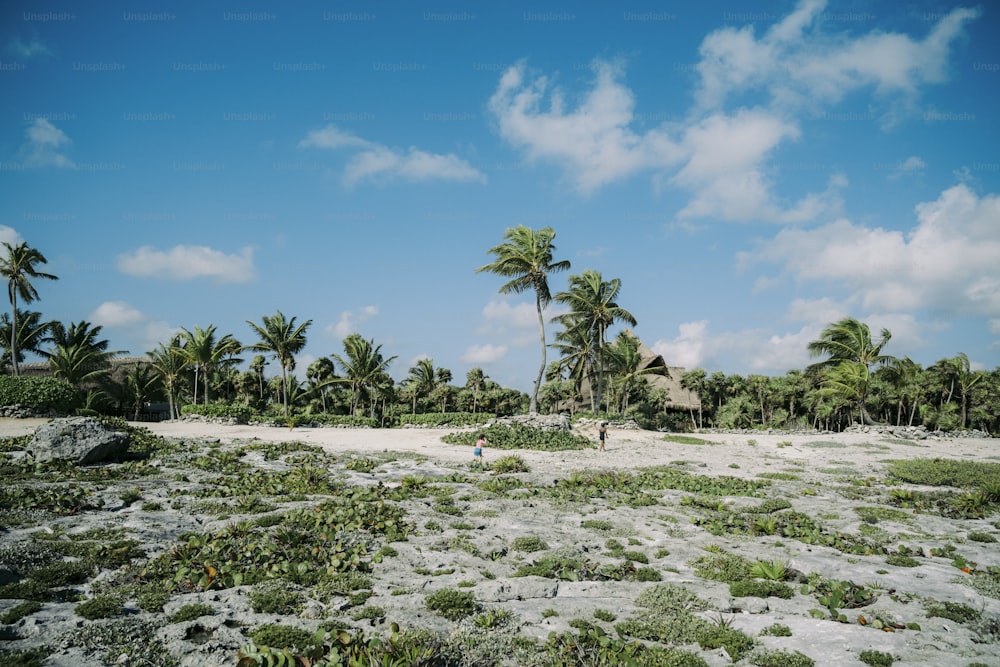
90;301;144;327
300;124;485;186
480;300;542;330
695;0;978;111
651;320;709;369
462;343;508;364
488;61;683;193
889;156;927;180
327;305;379;339
0;226;23;246
89;301;179;356
652;320;818;374
21;119;75;169
116;245;255;283
743;184;1000;318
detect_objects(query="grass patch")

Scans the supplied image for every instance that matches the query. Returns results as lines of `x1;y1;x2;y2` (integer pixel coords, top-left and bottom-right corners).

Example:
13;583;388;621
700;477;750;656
662;435;717;445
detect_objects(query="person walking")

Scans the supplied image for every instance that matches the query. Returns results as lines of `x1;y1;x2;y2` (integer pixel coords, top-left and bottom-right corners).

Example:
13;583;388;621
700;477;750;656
598;422;608;452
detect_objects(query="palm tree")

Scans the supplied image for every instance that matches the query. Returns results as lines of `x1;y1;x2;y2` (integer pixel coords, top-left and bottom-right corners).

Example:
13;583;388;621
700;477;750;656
249;355;268;401
405;358;438;414
807;317;894;426
149;336;188;419
245;311;311;416
477;225;571;414
433;367;454;412
680;368;708;429
331;334;397;416
605;331;665;415
553;270;637;414
306;357;337;413
1;242;58;376
0;310;53;371
180;325;242;406
465;367;487;414
549;317;596;410
44;320;123;386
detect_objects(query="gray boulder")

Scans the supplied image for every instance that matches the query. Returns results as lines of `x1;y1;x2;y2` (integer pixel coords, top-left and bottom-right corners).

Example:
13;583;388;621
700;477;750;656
28;417;129;464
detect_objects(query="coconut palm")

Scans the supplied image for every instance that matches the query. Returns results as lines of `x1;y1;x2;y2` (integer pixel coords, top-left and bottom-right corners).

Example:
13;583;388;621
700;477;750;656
465;367;487;414
180;325;242;406
45;320;123;386
680;368;708;429
244;311;311;416
807;317;894;425
477;225;570;414
331;334;397;416
405;358;438;414
149;336;188;420
549;317;596;410
306;357;337;413
553;270;636;414
0;310;53;371
605;331;665;415
1;242;58;376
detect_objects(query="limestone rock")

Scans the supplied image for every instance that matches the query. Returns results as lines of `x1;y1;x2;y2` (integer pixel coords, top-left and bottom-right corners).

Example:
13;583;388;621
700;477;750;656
27;417;129;464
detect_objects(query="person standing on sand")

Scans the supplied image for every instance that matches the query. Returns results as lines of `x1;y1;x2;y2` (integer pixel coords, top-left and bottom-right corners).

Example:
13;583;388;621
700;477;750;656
474;433;486;464
598;422;607;452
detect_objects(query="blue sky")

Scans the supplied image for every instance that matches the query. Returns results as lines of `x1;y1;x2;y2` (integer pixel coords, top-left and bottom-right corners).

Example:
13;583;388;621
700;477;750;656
2;0;999;392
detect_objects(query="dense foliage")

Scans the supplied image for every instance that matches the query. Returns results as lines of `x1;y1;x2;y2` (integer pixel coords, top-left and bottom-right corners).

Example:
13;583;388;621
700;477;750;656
0;376;80;413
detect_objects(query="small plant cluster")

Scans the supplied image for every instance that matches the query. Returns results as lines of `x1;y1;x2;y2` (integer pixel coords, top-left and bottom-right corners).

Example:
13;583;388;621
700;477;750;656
442;423;593;451
399;412;494;428
513;550;661;583
886;458;1000;519
690;550;796;600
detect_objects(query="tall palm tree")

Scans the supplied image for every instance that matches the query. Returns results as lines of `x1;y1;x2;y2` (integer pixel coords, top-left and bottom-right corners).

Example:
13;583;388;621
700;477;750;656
680;368;708;430
465;367;487;414
1;242;58;376
0;310;53;372
244;311;311;416
180;325;242;406
149;336;188;420
405;358;438;414
44;320;123;386
549;317;596;410
477;225;570;414
807;317;894;425
306;357;337;413
331;334;397;416
553;270;637;414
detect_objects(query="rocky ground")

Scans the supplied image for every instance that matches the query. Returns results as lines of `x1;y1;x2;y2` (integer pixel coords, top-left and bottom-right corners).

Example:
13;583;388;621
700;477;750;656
1;418;999;666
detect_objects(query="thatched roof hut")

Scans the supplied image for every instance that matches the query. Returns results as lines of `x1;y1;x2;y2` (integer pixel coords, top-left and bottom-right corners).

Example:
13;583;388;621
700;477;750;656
578;330;701;411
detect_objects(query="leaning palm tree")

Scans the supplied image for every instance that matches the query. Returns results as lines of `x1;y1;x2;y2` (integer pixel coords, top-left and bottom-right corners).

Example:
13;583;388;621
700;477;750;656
0;242;58;376
553;270;637;414
44;320;123;386
331;334;397;416
807;317;894;425
180;325;242;406
244;311;312;416
604;331;665;416
549;315;596;409
0;310;53;372
477;225;570;414
149;336;189;419
465;367;487;414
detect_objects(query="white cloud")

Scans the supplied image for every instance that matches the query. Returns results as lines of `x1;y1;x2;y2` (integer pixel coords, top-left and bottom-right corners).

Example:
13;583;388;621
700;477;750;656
116;245;255;283
0;226;23;246
784;297;849;324
345;147;485;187
327;305;379;339
651;320;709;369
21;119;75;169
488;61;683;193
300;124;485;186
88;301;179;356
481;300;540;330
462;343;508;364
6;37;51;59
889;156;926;179
695;0;979;111
744;184;1000;318
298;126;371;150
90;301;144;327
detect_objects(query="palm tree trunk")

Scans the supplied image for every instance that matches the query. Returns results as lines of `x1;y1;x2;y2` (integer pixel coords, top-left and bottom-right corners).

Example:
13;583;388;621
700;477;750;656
8;286;18;376
531;292;545;414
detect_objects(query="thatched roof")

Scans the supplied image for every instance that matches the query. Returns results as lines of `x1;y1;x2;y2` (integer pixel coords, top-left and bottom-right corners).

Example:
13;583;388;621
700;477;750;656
578;330;701;411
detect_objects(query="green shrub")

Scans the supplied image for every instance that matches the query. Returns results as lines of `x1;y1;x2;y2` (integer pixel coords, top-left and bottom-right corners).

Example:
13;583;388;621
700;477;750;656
442;423;592;451
858;649;894;667
759;623;792;637
425;588;477;621
729;580;794;599
0;376;81;413
491;455;530;474
399;412;494;428
74;595;123;620
169;603;215;623
181;402;253;422
0;600;43;624
751;648;814;667
28;560;94;586
696;621;754;661
925;600;980;624
248;624;319;652
512;536;548;552
249;582;305;614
